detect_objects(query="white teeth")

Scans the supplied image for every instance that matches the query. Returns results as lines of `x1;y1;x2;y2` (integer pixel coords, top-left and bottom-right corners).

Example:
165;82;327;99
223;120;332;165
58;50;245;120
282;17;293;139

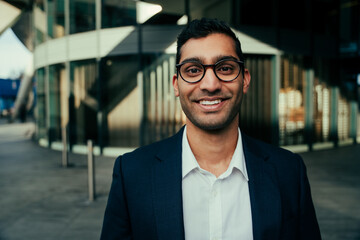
199;99;222;105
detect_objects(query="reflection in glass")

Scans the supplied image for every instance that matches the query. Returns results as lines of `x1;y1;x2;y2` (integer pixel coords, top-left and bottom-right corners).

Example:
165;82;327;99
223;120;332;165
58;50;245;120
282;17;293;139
47;0;65;38
34;1;46;45
314;83;331;142
101;55;140;147
102;0;136;28
279;56;305;146
70;0;96;34
240;55;272;143
141;54;184;145
69;60;98;145
313;59;334;143
48;64;65;142
338;96;350;140
36;68;47;139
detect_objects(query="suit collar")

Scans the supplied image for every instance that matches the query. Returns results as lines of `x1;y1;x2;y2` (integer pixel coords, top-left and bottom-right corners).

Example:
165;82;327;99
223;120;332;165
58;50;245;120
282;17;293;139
242;134;282;240
152;129;282;240
181;126;249;180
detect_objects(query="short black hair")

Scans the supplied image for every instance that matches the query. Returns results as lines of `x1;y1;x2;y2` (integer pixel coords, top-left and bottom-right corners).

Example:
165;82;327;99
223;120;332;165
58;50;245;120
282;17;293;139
176;18;244;65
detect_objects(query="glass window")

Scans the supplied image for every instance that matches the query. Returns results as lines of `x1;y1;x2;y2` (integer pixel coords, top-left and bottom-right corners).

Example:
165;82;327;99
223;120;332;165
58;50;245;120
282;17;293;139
69;59;98;145
36;68;47;139
70;0;96;34
337;95;350;141
34;1;46;45
47;0;65;39
48;64;65;143
238;0;274;27
100;55;140;147
102;0;136;28
357;111;360;140
279;55;306;146
188;0;231;24
140;54;184;145
240;55;273;143
313;59;332;143
314;82;331;143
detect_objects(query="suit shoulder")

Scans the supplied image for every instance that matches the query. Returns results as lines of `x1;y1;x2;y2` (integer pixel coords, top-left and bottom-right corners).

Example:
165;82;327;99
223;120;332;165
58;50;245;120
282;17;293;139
120;128;183;166
243;134;296;154
242;134;303;165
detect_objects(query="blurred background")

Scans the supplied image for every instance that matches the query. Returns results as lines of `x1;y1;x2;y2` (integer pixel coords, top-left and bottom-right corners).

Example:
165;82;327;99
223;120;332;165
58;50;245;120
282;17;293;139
0;0;359;152
0;0;360;239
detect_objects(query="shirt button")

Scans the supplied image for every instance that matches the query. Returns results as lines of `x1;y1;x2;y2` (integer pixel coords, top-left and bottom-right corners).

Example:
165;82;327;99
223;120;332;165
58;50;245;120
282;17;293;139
213;190;217;197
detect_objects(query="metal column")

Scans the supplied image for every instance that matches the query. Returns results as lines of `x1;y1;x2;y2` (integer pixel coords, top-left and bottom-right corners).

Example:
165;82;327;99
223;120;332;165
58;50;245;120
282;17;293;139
271;54;281;146
305;68;314;150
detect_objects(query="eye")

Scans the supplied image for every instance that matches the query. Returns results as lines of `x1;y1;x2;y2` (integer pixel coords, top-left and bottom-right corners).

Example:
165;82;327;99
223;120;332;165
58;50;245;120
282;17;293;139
219;66;232;72
188;67;201;74
216;65;234;74
182;63;203;76
216;61;238;75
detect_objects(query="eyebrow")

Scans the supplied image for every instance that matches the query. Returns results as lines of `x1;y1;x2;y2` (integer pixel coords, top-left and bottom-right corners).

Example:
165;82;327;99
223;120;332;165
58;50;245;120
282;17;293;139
180;55;240;64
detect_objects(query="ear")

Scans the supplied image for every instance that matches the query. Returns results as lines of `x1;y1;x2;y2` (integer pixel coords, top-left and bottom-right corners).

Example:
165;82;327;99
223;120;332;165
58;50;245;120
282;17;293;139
172;74;180;97
242;69;251;94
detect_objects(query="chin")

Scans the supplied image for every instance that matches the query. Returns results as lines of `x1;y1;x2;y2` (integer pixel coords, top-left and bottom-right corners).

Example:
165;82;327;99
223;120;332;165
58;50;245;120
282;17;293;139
187;111;239;131
191;119;231;131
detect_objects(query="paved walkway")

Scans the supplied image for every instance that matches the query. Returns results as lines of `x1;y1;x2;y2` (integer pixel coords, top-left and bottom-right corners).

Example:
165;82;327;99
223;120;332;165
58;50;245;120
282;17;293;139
301;145;360;240
0;121;359;240
0;121;114;240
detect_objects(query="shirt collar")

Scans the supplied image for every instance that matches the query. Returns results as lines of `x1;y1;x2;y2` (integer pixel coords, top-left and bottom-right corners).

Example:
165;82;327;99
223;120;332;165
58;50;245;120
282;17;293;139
181;126;249;181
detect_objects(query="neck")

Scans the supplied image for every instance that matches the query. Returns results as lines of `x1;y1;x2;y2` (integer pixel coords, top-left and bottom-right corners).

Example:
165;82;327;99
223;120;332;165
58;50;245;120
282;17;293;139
186;118;239;177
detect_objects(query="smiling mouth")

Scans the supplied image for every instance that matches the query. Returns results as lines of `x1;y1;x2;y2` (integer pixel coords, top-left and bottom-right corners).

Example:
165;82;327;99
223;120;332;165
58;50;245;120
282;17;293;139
199;99;222;105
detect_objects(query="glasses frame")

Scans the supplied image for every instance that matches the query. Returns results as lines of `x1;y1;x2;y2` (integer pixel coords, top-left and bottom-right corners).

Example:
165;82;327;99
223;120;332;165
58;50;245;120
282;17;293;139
176;59;244;83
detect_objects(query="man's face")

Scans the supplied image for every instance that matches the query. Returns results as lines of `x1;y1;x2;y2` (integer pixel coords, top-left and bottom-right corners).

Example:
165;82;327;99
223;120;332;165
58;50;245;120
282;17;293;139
173;33;251;131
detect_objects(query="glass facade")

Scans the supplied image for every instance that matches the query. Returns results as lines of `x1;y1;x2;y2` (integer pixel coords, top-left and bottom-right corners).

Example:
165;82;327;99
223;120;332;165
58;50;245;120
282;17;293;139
279;55;306;146
313;59;332;143
47;0;65;38
36;68;47;140
100;54;151;147
240;55;273;143
141;54;184;145
32;0;359;151
34;1;46;46
48;64;64;143
102;0;136;28
69;0;96;34
338;95;351;141
313;79;331;142
69;60;98;145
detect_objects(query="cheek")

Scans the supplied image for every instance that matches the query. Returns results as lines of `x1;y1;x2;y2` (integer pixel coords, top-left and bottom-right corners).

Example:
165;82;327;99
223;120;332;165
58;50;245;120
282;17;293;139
177;84;193;99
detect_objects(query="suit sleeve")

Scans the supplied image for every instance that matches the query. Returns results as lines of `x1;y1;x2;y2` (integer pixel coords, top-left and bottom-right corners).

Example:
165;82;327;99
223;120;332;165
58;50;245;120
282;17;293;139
100;156;133;240
298;155;322;240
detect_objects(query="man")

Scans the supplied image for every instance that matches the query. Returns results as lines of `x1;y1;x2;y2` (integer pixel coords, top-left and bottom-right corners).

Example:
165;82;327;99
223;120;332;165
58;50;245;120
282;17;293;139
101;18;321;240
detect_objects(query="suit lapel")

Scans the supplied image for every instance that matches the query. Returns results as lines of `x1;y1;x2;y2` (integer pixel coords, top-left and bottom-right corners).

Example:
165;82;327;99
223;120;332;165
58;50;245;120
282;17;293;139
152;128;185;240
243;135;282;240
150;130;282;240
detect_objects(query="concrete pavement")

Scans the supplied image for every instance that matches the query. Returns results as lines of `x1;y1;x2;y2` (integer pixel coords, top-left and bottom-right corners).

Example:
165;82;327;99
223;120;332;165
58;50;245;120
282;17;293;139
0;121;359;239
0;121;114;240
301;145;360;240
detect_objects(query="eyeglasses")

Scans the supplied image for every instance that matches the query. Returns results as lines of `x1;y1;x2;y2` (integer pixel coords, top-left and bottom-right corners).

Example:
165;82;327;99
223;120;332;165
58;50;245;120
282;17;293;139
176;59;244;83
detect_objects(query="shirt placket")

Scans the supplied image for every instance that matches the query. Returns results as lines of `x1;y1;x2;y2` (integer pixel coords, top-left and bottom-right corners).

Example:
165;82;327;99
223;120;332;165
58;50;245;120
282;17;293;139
209;179;222;240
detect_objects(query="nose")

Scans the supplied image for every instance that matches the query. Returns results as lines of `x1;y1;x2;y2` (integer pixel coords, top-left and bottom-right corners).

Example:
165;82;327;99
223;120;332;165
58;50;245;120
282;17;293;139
199;68;222;92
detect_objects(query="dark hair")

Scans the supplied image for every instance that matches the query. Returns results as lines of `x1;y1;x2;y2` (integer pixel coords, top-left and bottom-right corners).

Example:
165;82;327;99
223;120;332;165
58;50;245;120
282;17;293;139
176;18;244;65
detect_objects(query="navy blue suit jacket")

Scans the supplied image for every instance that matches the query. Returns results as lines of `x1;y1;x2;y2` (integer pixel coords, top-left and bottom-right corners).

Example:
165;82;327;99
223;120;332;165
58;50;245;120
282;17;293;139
100;127;321;240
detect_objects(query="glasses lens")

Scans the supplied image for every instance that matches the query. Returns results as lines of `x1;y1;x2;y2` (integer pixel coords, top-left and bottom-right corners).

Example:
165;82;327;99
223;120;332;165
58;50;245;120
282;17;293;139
179;62;204;83
215;60;241;81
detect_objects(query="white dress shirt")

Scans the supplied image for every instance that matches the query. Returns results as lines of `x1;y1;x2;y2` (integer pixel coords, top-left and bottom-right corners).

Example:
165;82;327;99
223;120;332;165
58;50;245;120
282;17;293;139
182;126;253;240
